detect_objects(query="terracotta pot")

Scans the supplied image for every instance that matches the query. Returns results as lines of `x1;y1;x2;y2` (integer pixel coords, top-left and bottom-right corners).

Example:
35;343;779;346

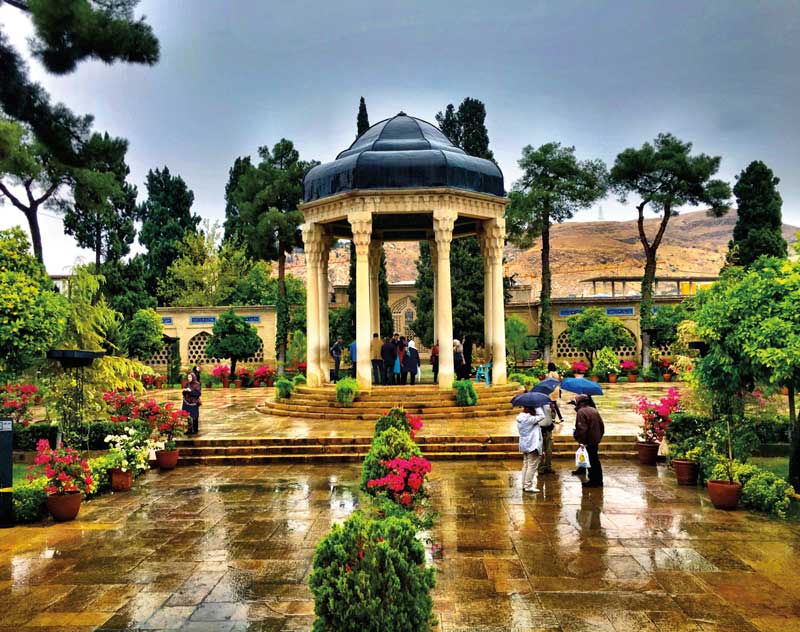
608;374;618;383
672;459;699;486
234;379;242;388
155;449;179;470
627;375;638;382
110;468;133;492
707;480;742;510
637;441;660;465
663;373;673;382
589;375;599;382
222;378;230;388
47;492;82;522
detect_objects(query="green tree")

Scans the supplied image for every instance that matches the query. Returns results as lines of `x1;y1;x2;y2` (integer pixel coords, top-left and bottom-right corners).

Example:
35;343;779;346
135;166;200;300
0;227;66;378
62;132;137;272
693;257;800;490
357;96;370;136
609;133;731;368
505;315;535;365
650;302;691;349
566;308;634;367
727;160;787;267
100;255;156;321
0;0;158;165
205;308;262;375
124;307;163;359
222;155;252;245
228;139;318;370
506;143;607;361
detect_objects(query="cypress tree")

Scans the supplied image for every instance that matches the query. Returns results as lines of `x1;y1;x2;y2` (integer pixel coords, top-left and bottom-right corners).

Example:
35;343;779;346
357;97;370;137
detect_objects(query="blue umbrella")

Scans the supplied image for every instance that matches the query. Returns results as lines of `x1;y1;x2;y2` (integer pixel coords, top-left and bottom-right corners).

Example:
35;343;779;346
532;378;560;395
511;391;553;409
560;377;604;396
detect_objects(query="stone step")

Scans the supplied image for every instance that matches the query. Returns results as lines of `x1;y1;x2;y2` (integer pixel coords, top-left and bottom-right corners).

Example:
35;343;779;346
175;435;637;447
261;403;515;417
178;453;637;465
270;396;518;408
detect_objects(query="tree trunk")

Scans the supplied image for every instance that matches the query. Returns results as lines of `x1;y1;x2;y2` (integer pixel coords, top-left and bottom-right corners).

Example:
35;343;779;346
539;210;552;362
640;252;657;369
277;251;287;376
25;207;44;264
231;357;238;376
789;385;799;492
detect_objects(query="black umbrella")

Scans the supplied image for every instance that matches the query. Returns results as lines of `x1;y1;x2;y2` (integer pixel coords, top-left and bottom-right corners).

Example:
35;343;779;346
511;391;552;409
532;377;560;395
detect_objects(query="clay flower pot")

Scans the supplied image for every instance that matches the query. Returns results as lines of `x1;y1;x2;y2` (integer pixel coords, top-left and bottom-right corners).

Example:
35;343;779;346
627;374;638;382
110;468;133;492
663;373;673;382
589;375;599;382
47;492;82;522
608;374;618;383
222;378;230;388
155;449;179;470
637;441;660;465
707;480;742;510
672;459;699;486
234;379;242;388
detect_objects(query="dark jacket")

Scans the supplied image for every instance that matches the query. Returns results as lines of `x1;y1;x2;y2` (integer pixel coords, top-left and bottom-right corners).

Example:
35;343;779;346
381;341;397;364
182;382;201;420
573;397;604;445
403;347;420;373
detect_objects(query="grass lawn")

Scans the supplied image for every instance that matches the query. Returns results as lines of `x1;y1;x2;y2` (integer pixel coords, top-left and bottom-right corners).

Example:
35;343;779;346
750;456;789;480
13;463;31;485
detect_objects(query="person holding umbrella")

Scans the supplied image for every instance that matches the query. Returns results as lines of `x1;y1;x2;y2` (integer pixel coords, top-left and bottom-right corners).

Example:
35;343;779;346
570;394;605;488
516;405;544;493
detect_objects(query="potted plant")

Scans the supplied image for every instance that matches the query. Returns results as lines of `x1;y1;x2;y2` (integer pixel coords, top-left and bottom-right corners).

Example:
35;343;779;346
212;364;231;388
592;347;620;384
634;388;680;465
104;427;150;491
254;365;275;387
621;360;638;382
706;415;743;510
570;361;587;378
29;439;95;522
152;404;189;470
670;443;701;486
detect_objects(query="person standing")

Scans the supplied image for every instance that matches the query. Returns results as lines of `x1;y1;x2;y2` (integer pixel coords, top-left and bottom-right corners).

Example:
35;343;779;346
403;339;421;386
517;405;544;493
330;336;344;382
538;402;558;475
453;339;466;380
381;335;397;385
349;339;357;378
571;395;605;488
546;362;565;422
370;333;384;385
182;372;202;435
431;340;439;384
395;336;407;384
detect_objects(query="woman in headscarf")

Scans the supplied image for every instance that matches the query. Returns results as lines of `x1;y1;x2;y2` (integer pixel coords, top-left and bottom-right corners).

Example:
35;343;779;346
182;372;202;435
402;339;421;385
453;339;466;380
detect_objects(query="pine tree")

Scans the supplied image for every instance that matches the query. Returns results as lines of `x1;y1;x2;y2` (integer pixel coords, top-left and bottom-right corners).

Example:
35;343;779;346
357;96;370;136
727;160;787;267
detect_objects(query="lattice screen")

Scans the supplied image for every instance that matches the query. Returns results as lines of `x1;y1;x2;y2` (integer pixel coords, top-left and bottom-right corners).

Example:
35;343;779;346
143;343;170;368
614;329;638;358
554;328;638;360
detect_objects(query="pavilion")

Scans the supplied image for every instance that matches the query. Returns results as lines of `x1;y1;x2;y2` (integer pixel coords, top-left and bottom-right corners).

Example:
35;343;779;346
300;112;509;389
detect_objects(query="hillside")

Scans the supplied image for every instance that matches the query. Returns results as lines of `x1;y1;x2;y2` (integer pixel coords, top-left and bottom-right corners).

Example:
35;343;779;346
284;210;798;298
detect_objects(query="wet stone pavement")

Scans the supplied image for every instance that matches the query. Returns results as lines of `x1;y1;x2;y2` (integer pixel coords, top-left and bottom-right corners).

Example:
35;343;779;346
2;461;800;631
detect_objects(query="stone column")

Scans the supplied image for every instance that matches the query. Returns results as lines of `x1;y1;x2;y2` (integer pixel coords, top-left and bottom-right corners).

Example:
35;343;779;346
369;241;382;337
486;217;507;385
349;210;373;388
479;226;493;361
430;240;438;346
318;233;332;383
433;208;457;390
301;222;323;386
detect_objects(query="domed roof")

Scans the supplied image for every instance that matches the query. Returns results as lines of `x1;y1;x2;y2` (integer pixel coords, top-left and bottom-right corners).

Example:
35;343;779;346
303;112;504;202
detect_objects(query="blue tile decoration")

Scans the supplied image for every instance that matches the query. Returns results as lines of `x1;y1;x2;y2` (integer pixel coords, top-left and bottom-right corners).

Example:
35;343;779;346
605;307;635;317
559;308;584;317
161;317;173;325
243;315;261;324
190;316;217;325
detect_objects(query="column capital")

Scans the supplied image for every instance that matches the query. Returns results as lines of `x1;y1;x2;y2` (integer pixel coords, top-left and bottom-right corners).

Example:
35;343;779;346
483;217;505;263
433;208;457;257
348;211;372;257
302;222;324;264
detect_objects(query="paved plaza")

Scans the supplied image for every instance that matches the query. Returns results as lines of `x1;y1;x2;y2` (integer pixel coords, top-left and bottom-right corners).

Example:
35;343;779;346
3;460;800;631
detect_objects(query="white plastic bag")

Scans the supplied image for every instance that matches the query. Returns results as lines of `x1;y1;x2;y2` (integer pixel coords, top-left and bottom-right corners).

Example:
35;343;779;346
575;446;591;469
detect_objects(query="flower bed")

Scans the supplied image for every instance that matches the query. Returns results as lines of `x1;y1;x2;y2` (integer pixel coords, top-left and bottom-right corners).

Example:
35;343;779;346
0;383;41;425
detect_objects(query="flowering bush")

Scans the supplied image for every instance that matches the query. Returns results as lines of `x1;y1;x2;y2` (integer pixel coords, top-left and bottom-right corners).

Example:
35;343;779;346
149;403;189;450
0;383;40;425
102;391;138;423
375;408;423;440
635;387;681;443
212;365;231;379
254;364;275;385
620;360;638;375
141;374;156;388
105;427;150;474
367;455;432;508
295;361;307;374
361;427;422;493
309;512;435;632
29;439;95;496
571;361;588;374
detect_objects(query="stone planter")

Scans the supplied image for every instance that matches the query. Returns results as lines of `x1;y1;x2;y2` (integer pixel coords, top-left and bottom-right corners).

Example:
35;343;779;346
707;480;742;510
110;468;133;492
608;373;618;383
672;459;699;486
637;441;659;465
47;492;82;522
155;449;179;470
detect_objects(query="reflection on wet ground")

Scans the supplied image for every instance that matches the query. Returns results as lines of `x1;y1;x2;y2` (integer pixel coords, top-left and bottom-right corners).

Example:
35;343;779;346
2;461;800;631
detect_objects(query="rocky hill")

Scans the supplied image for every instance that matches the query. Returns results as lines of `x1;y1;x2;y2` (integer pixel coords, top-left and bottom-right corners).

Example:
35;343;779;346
284;210;798;298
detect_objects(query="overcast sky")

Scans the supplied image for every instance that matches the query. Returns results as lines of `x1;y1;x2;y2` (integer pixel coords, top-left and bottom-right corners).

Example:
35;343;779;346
1;0;798;273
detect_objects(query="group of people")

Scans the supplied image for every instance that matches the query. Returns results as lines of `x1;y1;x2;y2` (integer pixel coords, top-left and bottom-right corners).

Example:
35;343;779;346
330;332;422;385
516;362;605;493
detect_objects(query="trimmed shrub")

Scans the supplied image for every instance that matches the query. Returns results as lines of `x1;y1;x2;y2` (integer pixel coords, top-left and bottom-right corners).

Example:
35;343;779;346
374;408;422;440
361;427;422;493
12;477;47;523
508;373;536;389
335;377;360;407
12;422;53;451
275;378;294;399
13;419;151;451
453;379;478;406
309;511;435;632
293;374;307;386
